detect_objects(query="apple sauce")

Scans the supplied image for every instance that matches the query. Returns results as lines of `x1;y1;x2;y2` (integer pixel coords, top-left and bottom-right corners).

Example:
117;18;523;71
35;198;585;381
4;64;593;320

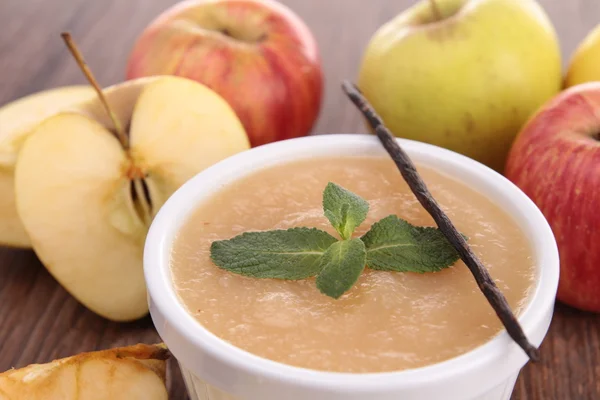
170;156;536;373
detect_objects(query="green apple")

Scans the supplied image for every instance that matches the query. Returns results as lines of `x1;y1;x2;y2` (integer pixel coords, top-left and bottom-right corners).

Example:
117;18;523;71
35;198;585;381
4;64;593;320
357;0;562;172
565;23;600;87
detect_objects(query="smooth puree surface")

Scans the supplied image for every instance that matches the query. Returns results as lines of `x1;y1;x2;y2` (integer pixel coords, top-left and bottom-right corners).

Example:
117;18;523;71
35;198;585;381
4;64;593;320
170;156;536;373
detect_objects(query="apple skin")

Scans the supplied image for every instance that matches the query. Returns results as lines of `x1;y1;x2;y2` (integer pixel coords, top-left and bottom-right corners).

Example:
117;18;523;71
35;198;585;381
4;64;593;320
126;0;323;147
358;0;562;172
565;23;600;88
505;82;600;312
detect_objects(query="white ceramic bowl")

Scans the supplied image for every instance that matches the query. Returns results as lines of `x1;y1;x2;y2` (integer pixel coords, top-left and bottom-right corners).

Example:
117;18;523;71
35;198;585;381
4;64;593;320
144;134;559;400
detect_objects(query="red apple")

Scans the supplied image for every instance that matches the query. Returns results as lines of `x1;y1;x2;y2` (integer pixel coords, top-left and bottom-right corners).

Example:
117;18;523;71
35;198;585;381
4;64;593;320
505;82;600;312
126;0;323;147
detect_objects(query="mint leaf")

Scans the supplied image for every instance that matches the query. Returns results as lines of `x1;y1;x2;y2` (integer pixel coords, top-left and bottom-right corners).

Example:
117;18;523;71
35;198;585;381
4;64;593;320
316;238;366;299
323;183;369;239
362;215;462;273
210;228;337;279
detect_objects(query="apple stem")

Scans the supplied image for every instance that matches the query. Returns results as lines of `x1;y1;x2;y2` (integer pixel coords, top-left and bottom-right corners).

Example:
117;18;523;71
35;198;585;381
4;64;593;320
61;32;129;150
428;0;442;21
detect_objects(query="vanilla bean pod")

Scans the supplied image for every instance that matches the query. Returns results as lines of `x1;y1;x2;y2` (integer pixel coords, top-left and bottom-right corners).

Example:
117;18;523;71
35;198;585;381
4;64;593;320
342;80;539;362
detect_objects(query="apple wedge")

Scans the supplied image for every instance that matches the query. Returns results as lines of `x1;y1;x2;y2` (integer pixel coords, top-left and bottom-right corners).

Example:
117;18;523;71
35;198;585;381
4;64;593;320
0;343;169;399
15;75;250;321
0;86;95;248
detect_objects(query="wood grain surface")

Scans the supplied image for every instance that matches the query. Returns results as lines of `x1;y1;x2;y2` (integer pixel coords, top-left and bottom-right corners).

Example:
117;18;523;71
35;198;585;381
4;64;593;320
1;1;599;399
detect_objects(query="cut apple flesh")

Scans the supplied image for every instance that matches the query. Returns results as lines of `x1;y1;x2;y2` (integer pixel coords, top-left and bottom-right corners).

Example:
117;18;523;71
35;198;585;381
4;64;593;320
0;86;95;248
129;76;254;194
0;343;169;400
15;76;250;321
0;172;30;247
15;113;148;320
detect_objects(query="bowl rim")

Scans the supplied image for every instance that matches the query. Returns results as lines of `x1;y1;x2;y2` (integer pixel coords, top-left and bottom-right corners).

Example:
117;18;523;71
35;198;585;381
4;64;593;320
144;133;559;396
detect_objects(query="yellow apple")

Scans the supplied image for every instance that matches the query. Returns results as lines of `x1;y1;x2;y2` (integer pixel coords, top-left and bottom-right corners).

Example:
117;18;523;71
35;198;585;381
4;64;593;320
0;86;96;248
357;0;562;172
565;23;600;87
0;343;169;399
14;75;250;321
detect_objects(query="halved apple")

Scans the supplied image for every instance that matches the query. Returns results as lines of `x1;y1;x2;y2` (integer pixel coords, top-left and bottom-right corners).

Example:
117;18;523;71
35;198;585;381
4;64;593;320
0;86;96;248
0;343;169;399
14;76;250;321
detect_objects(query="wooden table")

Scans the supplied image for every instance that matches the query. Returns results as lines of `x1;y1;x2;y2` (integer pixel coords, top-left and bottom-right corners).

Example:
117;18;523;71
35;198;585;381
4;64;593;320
1;1;599;399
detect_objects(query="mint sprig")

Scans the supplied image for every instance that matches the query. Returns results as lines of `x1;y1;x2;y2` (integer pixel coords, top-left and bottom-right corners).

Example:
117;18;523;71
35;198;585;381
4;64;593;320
210;183;465;298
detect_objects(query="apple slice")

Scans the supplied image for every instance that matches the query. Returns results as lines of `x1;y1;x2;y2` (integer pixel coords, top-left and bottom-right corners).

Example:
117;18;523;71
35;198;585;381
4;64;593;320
15;111;147;320
15;73;249;321
129;75;253;197
0;343;169;399
0;86;95;248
